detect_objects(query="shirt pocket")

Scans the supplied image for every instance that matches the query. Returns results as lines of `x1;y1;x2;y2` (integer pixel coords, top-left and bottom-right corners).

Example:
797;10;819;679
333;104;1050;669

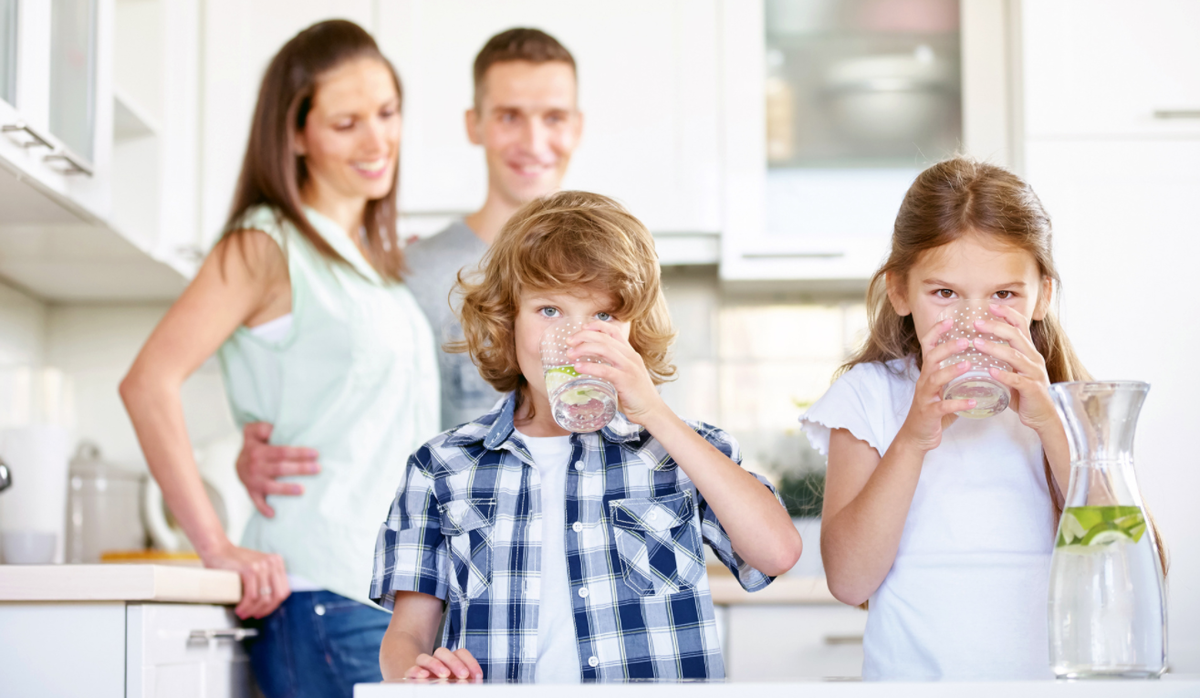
438;498;496;600
608;491;706;597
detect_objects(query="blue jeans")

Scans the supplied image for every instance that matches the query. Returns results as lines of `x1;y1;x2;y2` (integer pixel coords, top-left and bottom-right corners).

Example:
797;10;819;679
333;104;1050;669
243;591;390;698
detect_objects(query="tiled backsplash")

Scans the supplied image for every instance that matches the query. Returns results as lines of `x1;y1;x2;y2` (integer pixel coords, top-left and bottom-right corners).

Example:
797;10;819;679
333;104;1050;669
660;267;867;479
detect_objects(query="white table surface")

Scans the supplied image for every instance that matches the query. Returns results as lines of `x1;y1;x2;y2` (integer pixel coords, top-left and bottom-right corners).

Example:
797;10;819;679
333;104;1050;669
0;564;241;604
355;676;1200;698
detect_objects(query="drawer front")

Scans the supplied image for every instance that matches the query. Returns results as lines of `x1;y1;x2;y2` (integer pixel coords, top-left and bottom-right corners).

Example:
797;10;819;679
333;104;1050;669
127;604;252;698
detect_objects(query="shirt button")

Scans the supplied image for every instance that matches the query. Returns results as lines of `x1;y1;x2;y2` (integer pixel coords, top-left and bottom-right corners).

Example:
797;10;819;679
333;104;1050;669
574;461;584;471
578;587;589;598
314;604;326;616
588;656;599;667
572;521;583;532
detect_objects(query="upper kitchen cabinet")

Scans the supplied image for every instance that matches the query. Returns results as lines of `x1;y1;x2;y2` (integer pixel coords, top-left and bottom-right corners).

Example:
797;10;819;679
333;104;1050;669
108;0;204;276
375;0;722;237
0;0;112;221
1023;0;1200;139
720;0;1014;284
0;0;194;301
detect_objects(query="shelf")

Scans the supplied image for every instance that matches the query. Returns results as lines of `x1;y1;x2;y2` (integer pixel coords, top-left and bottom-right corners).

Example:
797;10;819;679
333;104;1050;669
112;88;160;141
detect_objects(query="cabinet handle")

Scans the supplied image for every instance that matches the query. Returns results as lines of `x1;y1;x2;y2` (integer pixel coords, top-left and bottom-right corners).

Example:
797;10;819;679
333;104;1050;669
742;251;846;259
43;149;93;176
1153;110;1200;119
823;634;864;646
189;628;259;642
2;122;54;150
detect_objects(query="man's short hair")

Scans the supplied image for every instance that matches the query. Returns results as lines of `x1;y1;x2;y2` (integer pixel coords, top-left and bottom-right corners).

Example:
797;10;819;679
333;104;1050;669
472;28;576;109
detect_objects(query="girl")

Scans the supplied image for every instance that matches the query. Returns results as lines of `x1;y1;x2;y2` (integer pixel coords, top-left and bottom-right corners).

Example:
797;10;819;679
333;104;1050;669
120;21;436;697
801;157;1086;680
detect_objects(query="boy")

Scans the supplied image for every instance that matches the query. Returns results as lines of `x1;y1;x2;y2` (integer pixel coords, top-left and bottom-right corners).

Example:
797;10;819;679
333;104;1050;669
371;192;802;682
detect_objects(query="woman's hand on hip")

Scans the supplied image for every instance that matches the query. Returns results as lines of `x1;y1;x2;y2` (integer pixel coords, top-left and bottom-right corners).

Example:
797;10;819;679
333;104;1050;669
202;541;291;619
237;422;320;518
899;319;977;452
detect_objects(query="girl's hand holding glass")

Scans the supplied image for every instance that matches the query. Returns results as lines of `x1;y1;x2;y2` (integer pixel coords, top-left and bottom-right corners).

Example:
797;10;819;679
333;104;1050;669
899;318;980;452
970;303;1062;437
566;320;666;426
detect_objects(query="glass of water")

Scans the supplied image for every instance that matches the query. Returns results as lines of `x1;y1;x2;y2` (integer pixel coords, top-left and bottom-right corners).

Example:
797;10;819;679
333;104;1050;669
936;299;1012;419
539;318;618;433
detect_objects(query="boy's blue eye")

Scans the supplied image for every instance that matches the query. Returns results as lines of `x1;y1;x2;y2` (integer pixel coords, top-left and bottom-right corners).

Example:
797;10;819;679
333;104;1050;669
596;312;612;322
539;307;560;318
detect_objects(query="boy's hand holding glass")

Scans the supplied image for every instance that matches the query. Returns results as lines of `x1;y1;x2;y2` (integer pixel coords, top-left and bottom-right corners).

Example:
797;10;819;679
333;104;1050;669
540;317;621;432
969;303;1061;436
564;320;667;427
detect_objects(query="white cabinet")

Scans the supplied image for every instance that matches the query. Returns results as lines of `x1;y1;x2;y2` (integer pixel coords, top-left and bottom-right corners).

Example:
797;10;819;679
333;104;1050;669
0;601;251;698
1022;0;1200;139
127;603;253;698
0;0;112;220
718;0;1018;284
375;0;722;235
724;603;867;680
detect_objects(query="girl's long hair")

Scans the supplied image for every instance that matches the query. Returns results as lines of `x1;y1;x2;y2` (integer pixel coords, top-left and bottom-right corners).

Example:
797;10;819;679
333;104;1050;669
844;157;1167;573
222;20;405;280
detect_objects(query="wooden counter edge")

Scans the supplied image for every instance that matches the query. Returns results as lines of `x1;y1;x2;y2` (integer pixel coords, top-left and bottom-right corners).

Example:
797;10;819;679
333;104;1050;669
0;564;242;604
708;572;843;605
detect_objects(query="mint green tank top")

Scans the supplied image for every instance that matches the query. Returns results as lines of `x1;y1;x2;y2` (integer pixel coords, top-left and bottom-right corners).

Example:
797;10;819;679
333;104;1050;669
217;205;438;606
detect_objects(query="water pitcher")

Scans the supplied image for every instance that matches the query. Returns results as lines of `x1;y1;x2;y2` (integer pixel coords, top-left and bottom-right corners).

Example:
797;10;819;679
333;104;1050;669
1048;381;1166;678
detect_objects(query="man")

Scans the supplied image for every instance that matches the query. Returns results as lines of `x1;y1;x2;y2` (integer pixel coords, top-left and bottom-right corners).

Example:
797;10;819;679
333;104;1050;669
405;27;584;430
234;28;583;509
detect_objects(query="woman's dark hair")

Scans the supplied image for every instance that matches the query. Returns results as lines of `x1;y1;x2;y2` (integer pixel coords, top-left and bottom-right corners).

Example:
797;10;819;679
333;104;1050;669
223;20;405;280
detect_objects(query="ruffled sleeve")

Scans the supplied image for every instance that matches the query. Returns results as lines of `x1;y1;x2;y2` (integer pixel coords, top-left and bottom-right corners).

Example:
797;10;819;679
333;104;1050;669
799;362;903;458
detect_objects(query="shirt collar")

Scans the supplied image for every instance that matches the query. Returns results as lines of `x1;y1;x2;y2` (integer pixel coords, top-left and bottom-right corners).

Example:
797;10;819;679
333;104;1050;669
444;391;646;450
302;206;384;285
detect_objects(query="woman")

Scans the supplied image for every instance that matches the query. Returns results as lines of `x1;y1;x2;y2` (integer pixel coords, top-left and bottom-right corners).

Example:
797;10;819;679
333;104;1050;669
120;20;436;697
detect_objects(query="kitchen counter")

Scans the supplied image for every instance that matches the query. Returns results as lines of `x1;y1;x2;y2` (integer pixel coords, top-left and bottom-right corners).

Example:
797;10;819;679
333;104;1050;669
355;677;1200;698
0;564;241;604
709;574;838;605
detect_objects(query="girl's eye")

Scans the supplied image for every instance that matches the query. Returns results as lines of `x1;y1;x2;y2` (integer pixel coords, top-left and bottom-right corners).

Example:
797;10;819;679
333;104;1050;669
538;307;560;318
935;289;956;299
994;290;1014;300
595;312;613;322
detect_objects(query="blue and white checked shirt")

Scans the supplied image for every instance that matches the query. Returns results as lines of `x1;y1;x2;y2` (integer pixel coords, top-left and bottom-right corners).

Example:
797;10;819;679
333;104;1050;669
370;393;781;681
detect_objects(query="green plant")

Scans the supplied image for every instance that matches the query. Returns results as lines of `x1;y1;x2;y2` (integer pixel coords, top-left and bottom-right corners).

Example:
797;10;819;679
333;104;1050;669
778;469;824;519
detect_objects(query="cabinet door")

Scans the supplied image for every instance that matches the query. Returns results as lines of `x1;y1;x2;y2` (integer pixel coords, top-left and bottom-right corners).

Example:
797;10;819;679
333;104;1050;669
376;0;721;234
1023;0;1200;138
1024;139;1200;669
724;603;867;679
127;603;253;698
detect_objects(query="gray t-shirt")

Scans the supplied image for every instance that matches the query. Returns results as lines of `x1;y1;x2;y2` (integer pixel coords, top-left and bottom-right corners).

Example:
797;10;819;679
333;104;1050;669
405;220;503;430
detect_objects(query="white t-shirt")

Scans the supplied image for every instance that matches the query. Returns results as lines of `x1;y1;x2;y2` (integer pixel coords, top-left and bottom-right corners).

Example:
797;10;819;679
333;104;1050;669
515;430;581;683
800;358;1056;681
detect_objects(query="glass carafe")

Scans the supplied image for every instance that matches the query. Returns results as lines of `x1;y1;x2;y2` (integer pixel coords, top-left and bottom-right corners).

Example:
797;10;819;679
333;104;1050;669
1048;382;1166;679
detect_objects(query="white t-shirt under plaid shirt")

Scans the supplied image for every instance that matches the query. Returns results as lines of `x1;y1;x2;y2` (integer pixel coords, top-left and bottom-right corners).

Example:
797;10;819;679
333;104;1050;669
370;392;781;681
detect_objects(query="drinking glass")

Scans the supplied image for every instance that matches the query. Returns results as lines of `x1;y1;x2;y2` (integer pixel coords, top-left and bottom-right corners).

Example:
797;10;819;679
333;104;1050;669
936;299;1012;418
540;318;618;433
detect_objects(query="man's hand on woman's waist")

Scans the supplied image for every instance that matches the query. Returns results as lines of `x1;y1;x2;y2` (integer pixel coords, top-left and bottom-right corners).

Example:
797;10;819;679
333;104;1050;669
237;422;320;517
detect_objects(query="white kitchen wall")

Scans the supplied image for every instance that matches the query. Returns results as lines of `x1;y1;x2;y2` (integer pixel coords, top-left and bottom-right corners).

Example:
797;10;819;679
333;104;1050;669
0;286;235;471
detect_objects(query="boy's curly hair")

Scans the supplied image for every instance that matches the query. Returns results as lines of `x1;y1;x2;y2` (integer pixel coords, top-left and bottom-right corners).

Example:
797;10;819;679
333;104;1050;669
448;191;676;398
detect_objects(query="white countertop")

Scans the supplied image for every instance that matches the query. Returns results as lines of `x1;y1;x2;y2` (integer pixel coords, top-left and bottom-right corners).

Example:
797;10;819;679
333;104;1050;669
355;676;1200;698
0;564;241;604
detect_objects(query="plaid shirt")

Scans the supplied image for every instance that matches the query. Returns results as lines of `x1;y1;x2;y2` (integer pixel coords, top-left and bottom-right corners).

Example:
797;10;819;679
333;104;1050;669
370;393;780;681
